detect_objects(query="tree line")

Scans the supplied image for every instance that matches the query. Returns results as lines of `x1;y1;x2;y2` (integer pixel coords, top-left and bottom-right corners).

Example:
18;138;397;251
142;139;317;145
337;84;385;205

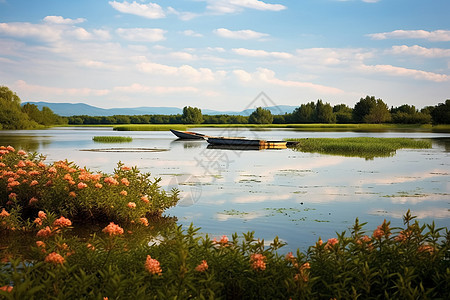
0;86;448;129
68;97;449;125
0;86;67;129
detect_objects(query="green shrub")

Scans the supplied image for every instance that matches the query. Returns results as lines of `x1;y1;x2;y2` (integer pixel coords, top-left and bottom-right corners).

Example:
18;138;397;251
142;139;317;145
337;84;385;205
92;136;133;143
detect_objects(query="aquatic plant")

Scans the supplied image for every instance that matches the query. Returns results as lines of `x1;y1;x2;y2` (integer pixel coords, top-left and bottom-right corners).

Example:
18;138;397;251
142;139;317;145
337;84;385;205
287;137;432;159
92;136;133;143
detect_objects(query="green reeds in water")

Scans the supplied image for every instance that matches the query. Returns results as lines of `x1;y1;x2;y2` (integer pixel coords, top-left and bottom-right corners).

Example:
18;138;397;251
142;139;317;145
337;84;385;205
287;137;432;159
92;136;133;143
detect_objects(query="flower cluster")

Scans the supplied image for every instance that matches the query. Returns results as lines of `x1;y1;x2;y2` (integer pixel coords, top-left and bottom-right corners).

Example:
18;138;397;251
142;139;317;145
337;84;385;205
102;222;124;236
195;260;208;272
250;253;266;271
145;255;162;275
44;252;65;265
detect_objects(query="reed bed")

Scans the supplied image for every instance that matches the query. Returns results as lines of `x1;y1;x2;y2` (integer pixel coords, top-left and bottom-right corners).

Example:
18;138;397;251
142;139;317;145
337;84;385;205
287;137;432;159
92;136;133;143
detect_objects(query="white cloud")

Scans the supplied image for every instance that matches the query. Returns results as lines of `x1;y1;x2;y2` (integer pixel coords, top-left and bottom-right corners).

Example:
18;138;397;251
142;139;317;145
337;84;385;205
113;83;199;94
137;61;227;82
360;64;450;82
43;16;86;25
232;48;293;59
14;80;110;97
368;30;450;42
182;30;203;38
109;1;165;19
214;28;269;40
390;45;450;58
206;0;286;14
116;28;166;42
167;7;199;21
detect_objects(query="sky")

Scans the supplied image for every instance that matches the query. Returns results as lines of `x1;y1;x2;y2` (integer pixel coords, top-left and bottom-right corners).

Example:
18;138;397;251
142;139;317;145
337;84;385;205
0;0;449;111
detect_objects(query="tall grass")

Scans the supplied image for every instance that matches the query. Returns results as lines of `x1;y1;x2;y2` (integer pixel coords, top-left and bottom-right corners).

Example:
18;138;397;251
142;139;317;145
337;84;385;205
287;137;432;159
93;136;133;143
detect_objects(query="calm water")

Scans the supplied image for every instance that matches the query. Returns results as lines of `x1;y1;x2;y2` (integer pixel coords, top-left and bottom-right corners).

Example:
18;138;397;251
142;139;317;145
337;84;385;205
1;127;449;252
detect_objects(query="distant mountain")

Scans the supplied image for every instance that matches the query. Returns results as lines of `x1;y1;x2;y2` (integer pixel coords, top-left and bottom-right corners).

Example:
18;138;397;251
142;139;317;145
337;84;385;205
23;102;297;117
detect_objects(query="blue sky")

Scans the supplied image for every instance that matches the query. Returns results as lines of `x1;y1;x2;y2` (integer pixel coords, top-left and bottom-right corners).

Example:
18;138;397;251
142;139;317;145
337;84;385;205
0;0;449;111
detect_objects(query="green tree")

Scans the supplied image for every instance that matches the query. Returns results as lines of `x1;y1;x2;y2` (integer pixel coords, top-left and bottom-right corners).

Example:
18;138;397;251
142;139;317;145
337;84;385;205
0;86;37;129
316;100;336;123
182;106;203;124
292;102;316;123
391;104;431;124
333;104;353;123
248;107;273;124
431;100;450;124
353;96;391;123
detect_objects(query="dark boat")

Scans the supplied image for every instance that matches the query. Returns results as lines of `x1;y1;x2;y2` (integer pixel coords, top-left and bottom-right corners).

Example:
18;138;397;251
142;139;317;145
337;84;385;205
206;137;287;148
170;129;208;139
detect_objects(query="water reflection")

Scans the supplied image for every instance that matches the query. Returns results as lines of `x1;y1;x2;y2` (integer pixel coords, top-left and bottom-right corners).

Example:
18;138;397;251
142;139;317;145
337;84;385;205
0;128;449;252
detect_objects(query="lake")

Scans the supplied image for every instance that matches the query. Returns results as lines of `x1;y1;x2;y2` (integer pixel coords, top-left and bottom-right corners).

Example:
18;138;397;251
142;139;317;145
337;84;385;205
1;127;449;252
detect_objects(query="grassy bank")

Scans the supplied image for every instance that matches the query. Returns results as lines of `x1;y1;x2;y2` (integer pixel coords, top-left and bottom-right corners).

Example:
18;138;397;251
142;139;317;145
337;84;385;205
93;136;133;143
1;147;449;299
287;137;432;159
112;123;450;132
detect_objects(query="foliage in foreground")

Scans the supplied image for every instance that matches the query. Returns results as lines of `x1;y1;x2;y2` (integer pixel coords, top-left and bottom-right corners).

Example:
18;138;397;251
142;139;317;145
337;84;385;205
287;137;432;159
0;146;179;224
0;210;449;299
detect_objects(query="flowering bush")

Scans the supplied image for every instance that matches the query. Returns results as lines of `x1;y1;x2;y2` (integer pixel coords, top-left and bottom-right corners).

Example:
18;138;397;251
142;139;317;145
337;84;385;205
0;146;179;225
0;146;448;298
0;211;448;299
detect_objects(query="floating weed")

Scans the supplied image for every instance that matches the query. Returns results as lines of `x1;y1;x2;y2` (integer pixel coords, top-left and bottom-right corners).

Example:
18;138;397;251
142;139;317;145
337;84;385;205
92;136;133;143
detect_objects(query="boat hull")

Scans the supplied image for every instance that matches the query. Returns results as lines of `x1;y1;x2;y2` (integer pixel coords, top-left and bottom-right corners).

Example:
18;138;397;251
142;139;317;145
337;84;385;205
170;129;206;139
207;137;287;148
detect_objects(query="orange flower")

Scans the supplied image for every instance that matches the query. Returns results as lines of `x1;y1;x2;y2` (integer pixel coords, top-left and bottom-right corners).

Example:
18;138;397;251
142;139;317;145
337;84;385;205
250;253;266;271
95;183;103;188
29;197;38;205
48;167;57;174
8;193;17;200
38;211;47;219
34;217;43;226
53;216;72;228
325;238;339;250
6;146;15;152
140;195;150;203
36;240;46;248
0;208;10;218
139;217;149;226
121;166;131;171
104;176;119;185
0;285;13;292
121;178;130;186
63;173;73;181
145;255;162;275
45;252;65;265
120;190;128;196
87;243;96;251
17;160;26;167
69;191;76;198
195;260;208;272
77;182;88;189
30;180;39;186
36;226;52;238
127;202;136;209
17;149;27;156
102;222;124;236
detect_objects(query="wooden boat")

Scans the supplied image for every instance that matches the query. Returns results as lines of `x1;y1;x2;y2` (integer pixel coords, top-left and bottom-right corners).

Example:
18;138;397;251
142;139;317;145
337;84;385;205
207;144;286;151
170;129;208;140
206;137;287;148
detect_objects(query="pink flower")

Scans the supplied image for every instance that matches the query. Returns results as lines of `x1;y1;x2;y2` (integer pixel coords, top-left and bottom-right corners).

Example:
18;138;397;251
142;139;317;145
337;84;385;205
195;260;208;272
127;202;136;208
102;222;124;236
45;252;65;265
8;193;17;200
77;182;88;189
53;216;72;228
145;255;162;275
